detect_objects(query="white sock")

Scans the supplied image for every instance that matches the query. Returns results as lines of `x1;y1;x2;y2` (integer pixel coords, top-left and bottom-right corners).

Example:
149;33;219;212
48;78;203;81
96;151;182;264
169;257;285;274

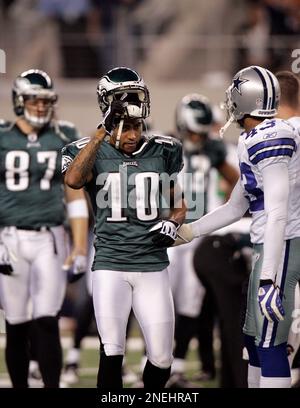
29;360;39;373
171;358;185;374
139;355;147;373
248;365;261;388
260;376;291;388
65;348;80;365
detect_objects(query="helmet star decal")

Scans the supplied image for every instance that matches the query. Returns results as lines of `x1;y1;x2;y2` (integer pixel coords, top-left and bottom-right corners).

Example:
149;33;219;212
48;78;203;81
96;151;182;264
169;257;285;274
232;76;249;95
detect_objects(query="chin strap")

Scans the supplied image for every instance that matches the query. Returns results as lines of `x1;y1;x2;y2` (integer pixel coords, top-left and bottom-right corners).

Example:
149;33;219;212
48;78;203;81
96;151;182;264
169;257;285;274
24;109;52;129
219;115;234;138
115;92;128;150
115;118;124;150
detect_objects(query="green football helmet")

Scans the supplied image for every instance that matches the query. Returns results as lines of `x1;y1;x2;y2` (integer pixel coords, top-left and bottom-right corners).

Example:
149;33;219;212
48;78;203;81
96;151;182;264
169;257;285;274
176;93;213;136
12;69;57;128
97;67;150;120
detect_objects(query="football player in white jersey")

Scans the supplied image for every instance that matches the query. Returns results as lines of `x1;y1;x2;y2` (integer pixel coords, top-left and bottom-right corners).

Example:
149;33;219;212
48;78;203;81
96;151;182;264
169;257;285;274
174;65;300;388
276;70;300;386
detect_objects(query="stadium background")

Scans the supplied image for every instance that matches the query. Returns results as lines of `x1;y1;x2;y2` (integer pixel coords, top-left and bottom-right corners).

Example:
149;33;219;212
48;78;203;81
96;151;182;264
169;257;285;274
0;0;299;388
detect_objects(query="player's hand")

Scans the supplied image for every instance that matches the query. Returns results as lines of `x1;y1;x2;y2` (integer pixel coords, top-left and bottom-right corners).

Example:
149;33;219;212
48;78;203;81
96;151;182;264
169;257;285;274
63;253;87;283
99;100;126;134
0;242;14;275
173;223;194;246
258;279;285;322
148;220;179;247
0;230;15;275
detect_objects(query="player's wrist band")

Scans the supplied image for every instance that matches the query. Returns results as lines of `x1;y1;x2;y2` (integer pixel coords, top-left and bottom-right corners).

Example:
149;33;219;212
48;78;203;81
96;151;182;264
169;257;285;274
168;219;180;229
67;199;88;219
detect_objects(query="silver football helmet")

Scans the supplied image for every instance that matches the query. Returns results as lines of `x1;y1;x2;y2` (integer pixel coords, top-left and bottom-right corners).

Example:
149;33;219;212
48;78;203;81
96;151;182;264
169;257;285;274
220;65;280;136
97;67;150;120
12;69;57;128
176;93;213;136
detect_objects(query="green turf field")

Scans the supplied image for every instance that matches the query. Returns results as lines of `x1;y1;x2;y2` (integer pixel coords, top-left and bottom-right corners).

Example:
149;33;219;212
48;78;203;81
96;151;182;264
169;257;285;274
0;333;219;388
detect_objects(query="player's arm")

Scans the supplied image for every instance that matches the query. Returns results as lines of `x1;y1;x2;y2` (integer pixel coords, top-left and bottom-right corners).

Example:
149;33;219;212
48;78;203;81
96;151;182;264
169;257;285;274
64;128;106;189
149;182;187;247
260;162;289;281
63;185;89;282
169;183;187;226
217;161;239;193
65;100;125;189
65;185;89;256
174;180;249;245
256;162;289;322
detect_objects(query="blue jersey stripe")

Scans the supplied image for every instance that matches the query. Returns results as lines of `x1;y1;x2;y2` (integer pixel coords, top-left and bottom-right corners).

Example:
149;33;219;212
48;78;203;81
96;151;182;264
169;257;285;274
249;198;264;212
248;138;296;156
251;148;293;165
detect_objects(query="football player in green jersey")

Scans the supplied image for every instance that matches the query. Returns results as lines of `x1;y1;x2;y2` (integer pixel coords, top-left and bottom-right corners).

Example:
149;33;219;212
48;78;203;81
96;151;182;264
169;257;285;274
0;70;88;388
63;67;186;389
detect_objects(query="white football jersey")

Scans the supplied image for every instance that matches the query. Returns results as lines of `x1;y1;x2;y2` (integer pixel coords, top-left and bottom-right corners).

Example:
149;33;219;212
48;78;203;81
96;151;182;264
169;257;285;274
237;118;300;243
288;116;300;132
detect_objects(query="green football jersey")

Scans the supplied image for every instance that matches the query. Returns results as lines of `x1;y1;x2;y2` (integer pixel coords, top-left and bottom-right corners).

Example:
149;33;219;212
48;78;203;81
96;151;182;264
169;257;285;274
62;135;183;272
0;120;79;228
183;137;227;222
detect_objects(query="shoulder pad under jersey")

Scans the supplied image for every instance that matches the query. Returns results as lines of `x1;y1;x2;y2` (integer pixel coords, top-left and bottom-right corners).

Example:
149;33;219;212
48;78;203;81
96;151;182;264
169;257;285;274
0;119;13;131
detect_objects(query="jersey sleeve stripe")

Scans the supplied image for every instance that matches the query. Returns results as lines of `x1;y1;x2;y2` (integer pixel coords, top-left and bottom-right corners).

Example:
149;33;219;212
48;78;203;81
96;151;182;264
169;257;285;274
248;138;296;156
250;148;294;165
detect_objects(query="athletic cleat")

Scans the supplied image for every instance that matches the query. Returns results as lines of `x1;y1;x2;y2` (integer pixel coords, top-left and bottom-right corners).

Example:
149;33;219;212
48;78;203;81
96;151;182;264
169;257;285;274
61;363;79;385
165;373;199;388
191;371;215;382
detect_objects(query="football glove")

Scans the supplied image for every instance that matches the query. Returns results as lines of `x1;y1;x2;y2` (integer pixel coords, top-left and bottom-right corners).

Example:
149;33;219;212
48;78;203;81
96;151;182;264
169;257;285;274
0;238;14;276
148;220;179;247
258;279;285;323
63;255;87;283
173;223;194;246
98;100;126;134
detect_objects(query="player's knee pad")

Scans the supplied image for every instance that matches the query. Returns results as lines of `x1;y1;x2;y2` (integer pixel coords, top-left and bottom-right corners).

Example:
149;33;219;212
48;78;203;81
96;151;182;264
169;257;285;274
257;342;290;377
244;334;260;367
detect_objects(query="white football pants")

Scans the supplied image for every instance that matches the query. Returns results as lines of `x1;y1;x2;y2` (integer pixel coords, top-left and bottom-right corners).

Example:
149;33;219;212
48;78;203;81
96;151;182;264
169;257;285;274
0;226;68;324
167;239;206;317
92;268;174;368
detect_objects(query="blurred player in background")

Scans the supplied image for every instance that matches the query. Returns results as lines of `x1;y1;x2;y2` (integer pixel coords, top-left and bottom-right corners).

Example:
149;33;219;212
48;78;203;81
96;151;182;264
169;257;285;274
175;65;300;388
166;94;239;387
276;70;300;387
63;67;186;388
0;69;88;388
